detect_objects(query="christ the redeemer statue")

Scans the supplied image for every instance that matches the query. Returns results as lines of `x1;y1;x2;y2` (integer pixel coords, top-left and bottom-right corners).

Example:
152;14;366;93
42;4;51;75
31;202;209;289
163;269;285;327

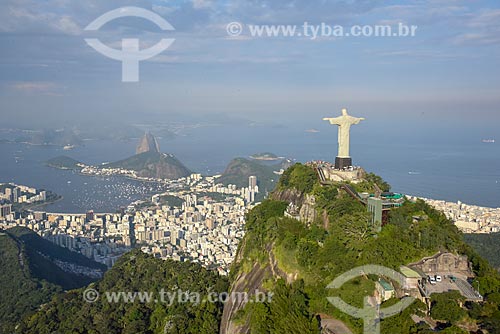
323;108;364;169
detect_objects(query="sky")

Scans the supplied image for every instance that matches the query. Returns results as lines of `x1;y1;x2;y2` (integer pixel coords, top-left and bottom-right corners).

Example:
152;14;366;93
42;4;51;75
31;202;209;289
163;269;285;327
0;0;499;126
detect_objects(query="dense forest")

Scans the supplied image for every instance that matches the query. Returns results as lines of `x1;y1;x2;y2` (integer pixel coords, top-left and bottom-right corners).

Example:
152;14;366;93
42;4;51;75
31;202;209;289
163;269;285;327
0;227;105;334
16;249;229;334
464;233;500;271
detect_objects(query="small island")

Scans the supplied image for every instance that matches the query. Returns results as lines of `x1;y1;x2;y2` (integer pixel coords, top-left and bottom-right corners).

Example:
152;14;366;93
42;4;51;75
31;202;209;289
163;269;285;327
249;152;283;161
46;156;85;171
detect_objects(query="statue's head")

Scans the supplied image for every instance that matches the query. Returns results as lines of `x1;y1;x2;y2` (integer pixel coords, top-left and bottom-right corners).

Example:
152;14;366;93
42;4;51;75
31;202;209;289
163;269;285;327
341;108;348;116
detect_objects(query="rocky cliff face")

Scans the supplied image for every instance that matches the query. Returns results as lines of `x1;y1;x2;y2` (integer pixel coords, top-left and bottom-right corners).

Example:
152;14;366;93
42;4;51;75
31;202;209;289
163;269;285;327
271;188;318;224
271;187;304;205
221;189;320;334
220;242;292;334
136;132;160;154
299;194;318;224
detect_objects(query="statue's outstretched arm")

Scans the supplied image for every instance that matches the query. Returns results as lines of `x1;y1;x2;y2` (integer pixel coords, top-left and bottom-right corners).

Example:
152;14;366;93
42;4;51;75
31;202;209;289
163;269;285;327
323;116;342;125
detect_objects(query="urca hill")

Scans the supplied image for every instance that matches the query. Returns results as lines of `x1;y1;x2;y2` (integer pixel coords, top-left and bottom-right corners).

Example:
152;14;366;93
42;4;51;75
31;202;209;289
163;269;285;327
46;133;192;180
107;133;191;180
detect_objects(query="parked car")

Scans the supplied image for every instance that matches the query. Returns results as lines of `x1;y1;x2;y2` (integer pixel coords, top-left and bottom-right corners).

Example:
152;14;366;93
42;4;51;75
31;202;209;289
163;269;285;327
435;275;442;282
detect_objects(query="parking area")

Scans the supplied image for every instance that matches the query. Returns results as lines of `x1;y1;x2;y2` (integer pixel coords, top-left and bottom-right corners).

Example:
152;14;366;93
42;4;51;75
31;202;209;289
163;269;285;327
424;275;457;294
421;273;482;301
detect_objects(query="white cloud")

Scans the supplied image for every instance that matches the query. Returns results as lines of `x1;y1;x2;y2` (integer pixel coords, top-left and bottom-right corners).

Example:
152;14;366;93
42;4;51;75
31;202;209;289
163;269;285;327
371;49;461;60
465;9;500;28
192;0;213;10
9;81;64;96
152;5;178;16
453;33;500;46
453;9;500;45
54;16;81;35
1;5;81;35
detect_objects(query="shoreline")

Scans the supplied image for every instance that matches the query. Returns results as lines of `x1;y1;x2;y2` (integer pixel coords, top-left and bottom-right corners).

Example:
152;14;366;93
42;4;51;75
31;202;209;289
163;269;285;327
249;156;285;161
16;195;64;212
47;164;173;185
45;164;500;212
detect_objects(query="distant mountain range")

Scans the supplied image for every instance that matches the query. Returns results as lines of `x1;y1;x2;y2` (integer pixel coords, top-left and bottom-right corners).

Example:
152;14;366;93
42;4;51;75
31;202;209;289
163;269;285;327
0;227;106;333
1;126;176;147
12;128;83;147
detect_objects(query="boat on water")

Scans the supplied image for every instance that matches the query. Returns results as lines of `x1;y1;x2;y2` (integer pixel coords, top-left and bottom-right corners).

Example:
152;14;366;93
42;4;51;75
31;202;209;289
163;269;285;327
305;129;320;133
482;139;495;143
63;144;75;150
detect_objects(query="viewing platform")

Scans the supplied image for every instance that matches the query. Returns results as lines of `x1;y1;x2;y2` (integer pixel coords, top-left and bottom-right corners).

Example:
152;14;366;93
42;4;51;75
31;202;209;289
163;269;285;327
309;161;365;184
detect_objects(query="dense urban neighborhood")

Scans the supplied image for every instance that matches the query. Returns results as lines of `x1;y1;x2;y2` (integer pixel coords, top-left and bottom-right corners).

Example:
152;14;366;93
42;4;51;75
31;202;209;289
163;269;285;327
0;174;258;274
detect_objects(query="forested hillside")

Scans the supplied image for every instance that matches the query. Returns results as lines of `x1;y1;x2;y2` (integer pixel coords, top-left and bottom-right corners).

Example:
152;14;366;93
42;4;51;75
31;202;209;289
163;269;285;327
0;227;105;334
223;164;500;334
17;249;229;334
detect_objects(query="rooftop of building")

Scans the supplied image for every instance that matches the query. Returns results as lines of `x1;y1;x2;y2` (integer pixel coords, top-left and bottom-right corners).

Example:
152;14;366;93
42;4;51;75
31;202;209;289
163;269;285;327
400;265;423;279
378;278;394;291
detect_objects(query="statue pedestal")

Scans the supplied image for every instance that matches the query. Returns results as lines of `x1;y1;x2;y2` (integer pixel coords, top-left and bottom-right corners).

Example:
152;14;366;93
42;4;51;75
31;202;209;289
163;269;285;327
335;157;352;170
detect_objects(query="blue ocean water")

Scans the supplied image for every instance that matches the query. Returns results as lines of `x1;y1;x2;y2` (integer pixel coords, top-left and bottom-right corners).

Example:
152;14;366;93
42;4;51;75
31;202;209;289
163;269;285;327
0;118;499;212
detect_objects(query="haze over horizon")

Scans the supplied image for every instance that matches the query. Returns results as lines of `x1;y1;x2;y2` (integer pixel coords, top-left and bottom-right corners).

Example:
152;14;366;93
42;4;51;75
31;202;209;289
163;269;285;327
0;0;499;127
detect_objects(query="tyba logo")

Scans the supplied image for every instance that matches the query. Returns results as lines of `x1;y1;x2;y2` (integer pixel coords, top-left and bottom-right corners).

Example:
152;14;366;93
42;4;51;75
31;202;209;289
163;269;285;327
85;7;175;82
